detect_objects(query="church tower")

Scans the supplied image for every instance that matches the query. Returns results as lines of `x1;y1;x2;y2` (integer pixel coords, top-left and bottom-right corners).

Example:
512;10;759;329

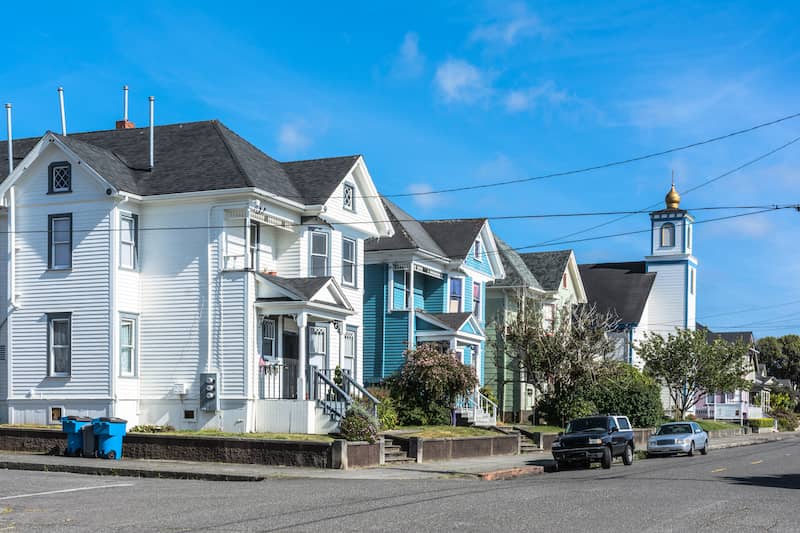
645;181;697;333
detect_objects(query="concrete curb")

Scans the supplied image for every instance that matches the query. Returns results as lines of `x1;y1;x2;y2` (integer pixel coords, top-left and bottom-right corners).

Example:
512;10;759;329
0;460;266;482
478;465;544;481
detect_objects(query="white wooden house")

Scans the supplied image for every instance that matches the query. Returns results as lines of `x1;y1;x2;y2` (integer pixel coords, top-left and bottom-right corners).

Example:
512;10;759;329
0;120;392;433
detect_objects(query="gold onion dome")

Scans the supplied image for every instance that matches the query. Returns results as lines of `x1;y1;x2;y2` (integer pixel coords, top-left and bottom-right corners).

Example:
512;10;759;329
665;182;681;209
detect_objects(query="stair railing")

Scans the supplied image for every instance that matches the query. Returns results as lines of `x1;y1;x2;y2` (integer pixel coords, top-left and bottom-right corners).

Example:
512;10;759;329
475;389;498;424
339;372;380;418
308;367;351;422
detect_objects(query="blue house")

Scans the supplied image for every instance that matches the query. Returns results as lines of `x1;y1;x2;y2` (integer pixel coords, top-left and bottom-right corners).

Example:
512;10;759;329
362;199;505;389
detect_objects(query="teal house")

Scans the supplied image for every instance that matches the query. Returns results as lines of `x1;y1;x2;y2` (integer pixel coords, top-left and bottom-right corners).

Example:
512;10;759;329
362;199;505;387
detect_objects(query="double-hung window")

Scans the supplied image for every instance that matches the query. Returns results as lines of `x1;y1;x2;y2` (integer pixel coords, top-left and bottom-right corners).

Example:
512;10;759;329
120;317;137;377
661;223;675;247
309;326;327;355
310;231;329;277
48;214;72;270
249;222;260;271
344;327;356;359
47;313;71;377
261;318;276;360
472;282;481;319
449;278;462;313
120;213;138;269
342;237;356;286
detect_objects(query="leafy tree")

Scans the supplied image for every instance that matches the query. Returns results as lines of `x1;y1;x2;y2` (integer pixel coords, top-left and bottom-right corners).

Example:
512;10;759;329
637;328;750;420
390;344;478;426
499;299;620;425
590;362;663;428
757;335;800;389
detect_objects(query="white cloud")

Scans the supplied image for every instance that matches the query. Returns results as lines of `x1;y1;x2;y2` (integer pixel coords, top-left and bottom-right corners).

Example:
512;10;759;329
469;2;547;48
407;183;440;209
277;121;311;155
391;32;425;79
504;81;568;112
434;59;489;103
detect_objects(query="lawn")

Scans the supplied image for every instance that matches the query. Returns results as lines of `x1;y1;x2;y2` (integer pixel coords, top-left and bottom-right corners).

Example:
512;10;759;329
694;420;742;431
513;424;563;434
135;429;334;442
392;425;497;438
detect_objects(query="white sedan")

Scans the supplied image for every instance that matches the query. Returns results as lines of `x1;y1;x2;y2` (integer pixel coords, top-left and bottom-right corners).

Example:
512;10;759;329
647;422;709;457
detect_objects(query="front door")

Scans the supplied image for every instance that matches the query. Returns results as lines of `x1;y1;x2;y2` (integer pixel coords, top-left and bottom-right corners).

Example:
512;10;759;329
282;331;299;399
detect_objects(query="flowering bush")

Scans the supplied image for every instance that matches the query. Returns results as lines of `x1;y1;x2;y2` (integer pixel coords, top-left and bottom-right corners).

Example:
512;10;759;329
339;404;379;443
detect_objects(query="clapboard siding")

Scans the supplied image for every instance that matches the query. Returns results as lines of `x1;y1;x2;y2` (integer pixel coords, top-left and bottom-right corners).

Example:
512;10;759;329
423;275;446;314
383;311;408;377
362;264;384;384
646;263;687;332
0;214;7;402
220;272;246;397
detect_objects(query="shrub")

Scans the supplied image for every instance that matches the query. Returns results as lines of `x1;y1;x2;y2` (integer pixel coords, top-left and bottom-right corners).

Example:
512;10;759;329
771;392;796;412
773;410;799;432
537;394;597;427
479;386;498;407
376;397;399;430
747;418;775;428
339;405;379;443
130;424;175;433
589;362;664;428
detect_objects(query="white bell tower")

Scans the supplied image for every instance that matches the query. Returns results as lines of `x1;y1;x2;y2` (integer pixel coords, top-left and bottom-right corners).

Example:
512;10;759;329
645;181;697;332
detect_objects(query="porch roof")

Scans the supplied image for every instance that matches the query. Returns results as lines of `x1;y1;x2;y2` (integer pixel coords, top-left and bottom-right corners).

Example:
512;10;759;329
255;274;355;318
415;311;486;344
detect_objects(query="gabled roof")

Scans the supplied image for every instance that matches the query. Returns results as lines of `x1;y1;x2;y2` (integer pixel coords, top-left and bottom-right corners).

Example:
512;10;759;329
365;198;447;257
578;261;656;324
519;250;572;291
0;121;359;203
416;311;486;337
419;218;487;259
696;323;755;346
255;274;354;312
489;237;543;291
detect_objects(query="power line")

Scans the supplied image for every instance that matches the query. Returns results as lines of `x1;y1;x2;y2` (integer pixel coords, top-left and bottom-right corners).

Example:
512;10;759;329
532;134;800;247
699;299;800;320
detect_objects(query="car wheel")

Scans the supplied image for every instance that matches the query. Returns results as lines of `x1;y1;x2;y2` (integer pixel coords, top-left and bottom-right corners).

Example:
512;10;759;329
622;444;634;465
601;446;612;469
700;440;708;455
552;461;561;472
688;442;695;457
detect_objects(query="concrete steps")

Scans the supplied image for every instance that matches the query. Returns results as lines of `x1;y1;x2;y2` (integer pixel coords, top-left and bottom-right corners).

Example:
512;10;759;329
383;437;416;464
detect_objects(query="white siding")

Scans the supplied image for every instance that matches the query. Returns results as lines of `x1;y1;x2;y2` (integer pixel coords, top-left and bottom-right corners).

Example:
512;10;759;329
646;264;688;333
10;145;114;399
276;231;303;277
218;272;246;397
0;214;7;404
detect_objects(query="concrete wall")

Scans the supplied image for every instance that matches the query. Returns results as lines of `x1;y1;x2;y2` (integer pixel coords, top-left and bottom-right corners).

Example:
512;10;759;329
407;434;518;463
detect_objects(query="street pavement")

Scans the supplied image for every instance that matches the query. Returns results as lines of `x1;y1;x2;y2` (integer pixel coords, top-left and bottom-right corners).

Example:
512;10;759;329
0;436;798;532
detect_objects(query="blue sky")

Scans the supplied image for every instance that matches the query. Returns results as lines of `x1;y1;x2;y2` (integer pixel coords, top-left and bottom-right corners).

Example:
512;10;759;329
4;1;800;338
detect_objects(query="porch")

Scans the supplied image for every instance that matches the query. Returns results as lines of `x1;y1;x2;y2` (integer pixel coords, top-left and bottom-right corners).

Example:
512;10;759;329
695;390;767;421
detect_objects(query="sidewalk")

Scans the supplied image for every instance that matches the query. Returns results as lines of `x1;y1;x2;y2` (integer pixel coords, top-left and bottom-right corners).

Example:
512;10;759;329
0;431;795;482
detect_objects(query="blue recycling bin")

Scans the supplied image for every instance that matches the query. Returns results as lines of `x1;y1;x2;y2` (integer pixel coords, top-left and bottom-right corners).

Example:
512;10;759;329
92;417;127;460
61;416;92;456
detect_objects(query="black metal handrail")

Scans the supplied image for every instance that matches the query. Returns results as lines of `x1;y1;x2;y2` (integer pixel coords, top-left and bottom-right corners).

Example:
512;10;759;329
340;372;380;418
309;367;351;421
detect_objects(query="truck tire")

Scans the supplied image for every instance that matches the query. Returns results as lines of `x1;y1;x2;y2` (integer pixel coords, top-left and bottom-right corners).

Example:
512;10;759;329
601;446;612;469
622;444;634;465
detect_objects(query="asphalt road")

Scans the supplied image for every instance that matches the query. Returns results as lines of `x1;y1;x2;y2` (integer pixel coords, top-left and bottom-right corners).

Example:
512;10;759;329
0;439;798;532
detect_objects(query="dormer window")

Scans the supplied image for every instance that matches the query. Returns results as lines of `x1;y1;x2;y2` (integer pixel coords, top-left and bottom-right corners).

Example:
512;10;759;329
48;162;72;194
660;222;675;248
474;238;482;260
343;183;355;212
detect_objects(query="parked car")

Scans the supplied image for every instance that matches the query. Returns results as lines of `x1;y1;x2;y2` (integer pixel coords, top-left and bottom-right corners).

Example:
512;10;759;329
646;422;708;457
551;415;635;470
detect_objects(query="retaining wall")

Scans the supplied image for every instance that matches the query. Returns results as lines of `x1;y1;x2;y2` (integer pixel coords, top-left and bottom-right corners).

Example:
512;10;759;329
407;434;519;463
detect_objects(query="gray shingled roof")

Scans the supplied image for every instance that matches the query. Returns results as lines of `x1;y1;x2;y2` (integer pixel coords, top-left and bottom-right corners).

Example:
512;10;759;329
0;121;358;202
419;218;486;259
418;311;474;331
578;261;656;324
365;198;447;256
489;237;543;290
264;276;334;301
519;250;572;291
697;323;755;346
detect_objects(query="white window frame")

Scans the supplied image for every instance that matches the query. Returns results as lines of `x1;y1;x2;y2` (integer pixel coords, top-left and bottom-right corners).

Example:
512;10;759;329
690;268;696;294
48;313;71;377
120;213;138;270
342;237;356;287
310;230;329;277
309;325;327;356
687;224;692;249
472;282;481;319
343;183;356;212
119;316;137;377
344;327;357;359
249;222;260;271
48;162;72;194
661;222;675;248
449;277;463;313
261;317;276;360
49;214;72;270
474;238;482;261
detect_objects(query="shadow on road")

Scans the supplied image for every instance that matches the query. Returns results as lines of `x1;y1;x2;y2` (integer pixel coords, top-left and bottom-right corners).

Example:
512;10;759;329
724;474;800;490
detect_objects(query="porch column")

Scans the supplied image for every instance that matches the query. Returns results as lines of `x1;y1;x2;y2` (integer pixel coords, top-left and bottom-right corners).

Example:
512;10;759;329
337;321;344;369
297;312;308;399
408;265;415;349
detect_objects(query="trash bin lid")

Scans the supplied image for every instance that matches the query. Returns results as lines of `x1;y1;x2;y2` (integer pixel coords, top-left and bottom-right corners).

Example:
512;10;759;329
97;417;128;423
63;415;92;422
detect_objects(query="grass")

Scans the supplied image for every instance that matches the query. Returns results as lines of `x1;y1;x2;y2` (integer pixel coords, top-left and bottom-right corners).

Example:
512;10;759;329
695;420;742;431
393;425;497;438
136;429;334;442
0;424;56;429
513;424;563;434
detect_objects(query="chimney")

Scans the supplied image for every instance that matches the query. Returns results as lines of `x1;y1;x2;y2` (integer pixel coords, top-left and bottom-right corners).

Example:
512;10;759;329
57;87;66;135
115;85;136;130
5;103;12;175
148;96;154;169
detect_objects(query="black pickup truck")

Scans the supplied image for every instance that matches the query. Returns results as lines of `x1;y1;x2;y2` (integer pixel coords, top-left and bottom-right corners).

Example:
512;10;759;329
551;415;635;470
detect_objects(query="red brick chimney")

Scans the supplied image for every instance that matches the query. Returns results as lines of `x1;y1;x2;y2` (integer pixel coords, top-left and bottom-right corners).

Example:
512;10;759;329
116;85;135;129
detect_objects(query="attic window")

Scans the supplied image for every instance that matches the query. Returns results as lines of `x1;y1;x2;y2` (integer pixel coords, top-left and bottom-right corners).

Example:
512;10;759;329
343;183;355;212
562;273;567;289
48;162;72;194
474;238;482;260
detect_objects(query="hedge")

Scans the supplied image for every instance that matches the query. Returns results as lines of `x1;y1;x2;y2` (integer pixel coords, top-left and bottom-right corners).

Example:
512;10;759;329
747;418;774;428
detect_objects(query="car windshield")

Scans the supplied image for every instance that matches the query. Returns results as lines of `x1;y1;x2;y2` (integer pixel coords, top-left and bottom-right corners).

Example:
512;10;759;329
566;417;609;433
656;424;692;435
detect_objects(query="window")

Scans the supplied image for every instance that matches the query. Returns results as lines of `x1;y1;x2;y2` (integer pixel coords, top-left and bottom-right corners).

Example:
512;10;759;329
261;318;276;360
183;410;196;420
562;273;568;289
310;231;329;277
47;313;71;377
687;224;692;249
50;406;64;424
660;222;675;247
120;317;137;377
474;238;482;260
48;214;72;269
344;327;357;359
705;392;715;405
392;269;411;309
449;278;462;313
48;162;72;193
309;326;327;355
343;183;355;211
342;237;356;286
472;282;481;319
120;213;138;269
249;222;260;270
690;268;696;294
617;417;631;430
543;304;555;330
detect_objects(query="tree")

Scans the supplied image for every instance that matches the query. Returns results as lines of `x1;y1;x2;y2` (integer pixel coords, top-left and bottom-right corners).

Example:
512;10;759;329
499;298;620;425
637;328;750;420
590;362;664;428
757;335;800;389
390;344;478;426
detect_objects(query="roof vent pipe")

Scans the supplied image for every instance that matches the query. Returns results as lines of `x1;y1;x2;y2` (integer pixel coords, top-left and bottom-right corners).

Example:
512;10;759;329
115;85;136;129
5;103;12;175
148;96;154;169
57;87;66;135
